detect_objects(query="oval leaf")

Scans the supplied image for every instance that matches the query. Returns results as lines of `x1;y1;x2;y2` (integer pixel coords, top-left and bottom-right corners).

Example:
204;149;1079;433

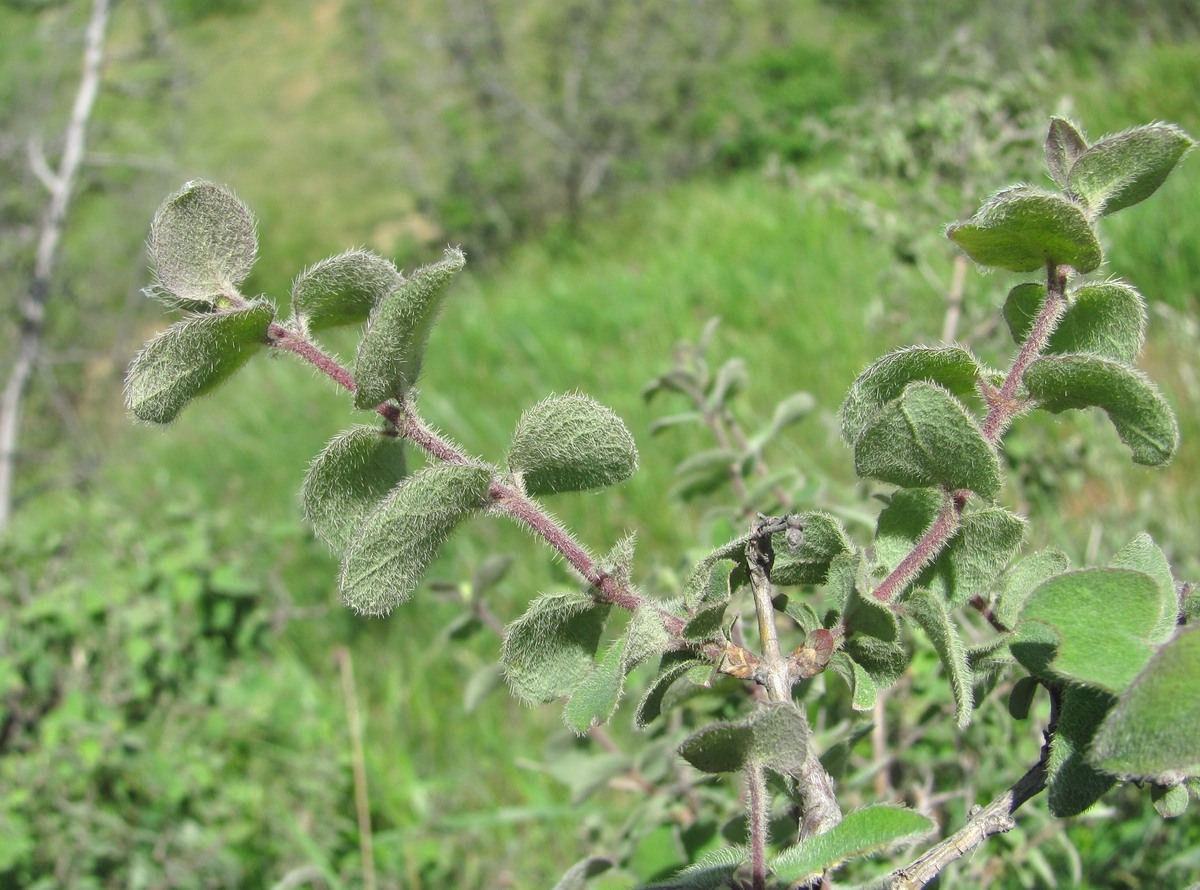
149;180;258;305
947;186;1101;273
1004;282;1147;363
678;703;808;776
1067;123;1195;216
301;426;407;553
1024;354;1179;466
1012;568;1167;692
291;249;403;332
338;464;492;615
771;511;854;586
854;382;1000;497
125;301;273;424
353;247;465;407
1090;624;1200;782
840;346;985;446
770;805;935;883
508;394;638;495
502;592;611;704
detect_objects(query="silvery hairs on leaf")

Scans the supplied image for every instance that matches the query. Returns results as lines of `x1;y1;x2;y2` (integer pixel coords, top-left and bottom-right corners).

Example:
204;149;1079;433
149;180;258;305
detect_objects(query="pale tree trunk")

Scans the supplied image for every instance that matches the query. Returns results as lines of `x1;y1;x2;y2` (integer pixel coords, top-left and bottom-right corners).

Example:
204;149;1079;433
0;0;110;533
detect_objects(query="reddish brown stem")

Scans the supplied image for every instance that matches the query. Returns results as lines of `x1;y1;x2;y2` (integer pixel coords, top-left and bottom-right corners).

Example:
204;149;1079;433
871;259;1070;604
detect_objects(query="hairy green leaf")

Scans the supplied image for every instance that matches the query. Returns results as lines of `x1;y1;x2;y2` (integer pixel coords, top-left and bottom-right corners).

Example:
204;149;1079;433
622;603;674;672
678;718;753;774
771;512;854;586
291;249;402;332
550;857;613;890
640;847;748;890
993;547;1071;631
873;488;942;575
1066;123;1195;216
1112;533;1179;643
125;301;273;424
1005;282;1147;363
1045;117;1089;189
1047;684;1118;817
926;506;1027;609
854;382;1000;497
508;394;638;495
840;346;984;446
564;642;625;733
301;426;407;554
353;247;465;407
678;702;808;775
1090;625;1200;782
1024;354;1179;466
1008;675;1039;720
904;589;974;728
338;464;492;615
1012;568;1167;692
770;805;935;883
844;634;908;692
1152;783;1190;819
636;657;710;728
828;651;878;711
149;180;257;305
947;186;1101;273
502;592;610;704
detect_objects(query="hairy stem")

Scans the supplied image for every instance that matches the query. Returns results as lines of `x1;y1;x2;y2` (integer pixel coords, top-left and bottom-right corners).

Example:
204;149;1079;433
747;761;769;890
872;259;1069;604
746;516;842;838
266;327;739;661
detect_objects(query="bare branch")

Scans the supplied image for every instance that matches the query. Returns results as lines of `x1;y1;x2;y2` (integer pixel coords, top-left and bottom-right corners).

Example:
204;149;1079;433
1;0;110;533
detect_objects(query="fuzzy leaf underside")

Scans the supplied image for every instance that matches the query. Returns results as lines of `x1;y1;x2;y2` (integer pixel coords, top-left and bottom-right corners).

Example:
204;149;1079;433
338;464;492;615
1089;624;1200;782
1004;281;1147;363
301;426;407;553
854;382;1000;498
1024;354;1178;466
508;394;638;495
125;301;273;424
1067;123;1195;216
353;248;466;407
840;346;984;446
769;805;935;883
947;186;1101;273
1011;568;1166;692
503;592;611;704
149;180;258;304
291;249;403;332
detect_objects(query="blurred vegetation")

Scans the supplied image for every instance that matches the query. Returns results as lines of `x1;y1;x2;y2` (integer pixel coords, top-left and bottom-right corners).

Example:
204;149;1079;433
2;0;1199;887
